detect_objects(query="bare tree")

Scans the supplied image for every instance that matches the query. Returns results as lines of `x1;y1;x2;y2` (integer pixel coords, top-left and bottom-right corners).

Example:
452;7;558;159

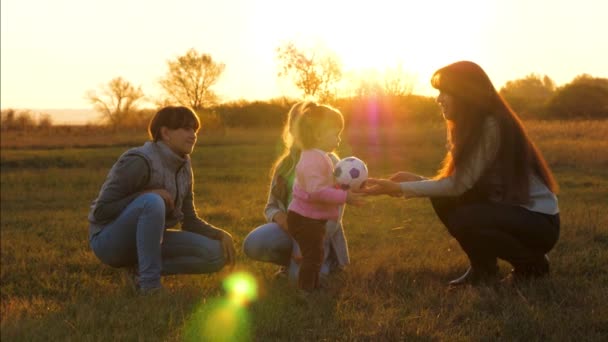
383;64;415;97
348;69;383;98
159;48;225;110
276;41;342;102
86;77;144;127
348;65;415;98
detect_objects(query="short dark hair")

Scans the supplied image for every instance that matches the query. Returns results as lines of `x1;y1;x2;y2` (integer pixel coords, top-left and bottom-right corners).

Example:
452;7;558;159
148;106;200;141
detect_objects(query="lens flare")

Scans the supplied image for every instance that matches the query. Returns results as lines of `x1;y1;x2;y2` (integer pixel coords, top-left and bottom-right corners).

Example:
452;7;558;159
183;298;250;342
223;271;258;306
183;272;258;341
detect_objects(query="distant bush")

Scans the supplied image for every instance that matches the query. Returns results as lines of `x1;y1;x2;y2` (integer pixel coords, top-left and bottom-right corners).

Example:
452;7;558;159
212;100;292;128
336;94;442;129
546;75;608;119
499;74;556;119
125;108;155;129
209;96;441;131
0;109;54;131
196;108;226;134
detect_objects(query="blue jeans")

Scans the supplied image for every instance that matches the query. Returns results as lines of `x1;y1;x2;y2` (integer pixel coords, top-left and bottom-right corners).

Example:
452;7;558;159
242;222;333;283
90;193;225;289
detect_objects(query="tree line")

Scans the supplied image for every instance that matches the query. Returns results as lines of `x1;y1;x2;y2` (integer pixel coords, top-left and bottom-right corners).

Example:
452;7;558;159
2;42;606;131
499;73;608;120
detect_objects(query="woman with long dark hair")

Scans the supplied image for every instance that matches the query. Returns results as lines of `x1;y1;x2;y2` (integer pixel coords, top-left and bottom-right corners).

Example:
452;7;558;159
362;61;560;286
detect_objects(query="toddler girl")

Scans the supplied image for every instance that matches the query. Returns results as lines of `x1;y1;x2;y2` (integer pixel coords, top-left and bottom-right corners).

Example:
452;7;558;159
287;102;363;293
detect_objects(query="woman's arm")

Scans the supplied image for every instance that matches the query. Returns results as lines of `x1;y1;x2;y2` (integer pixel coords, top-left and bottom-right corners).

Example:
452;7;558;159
400;117;500;197
91;155;150;222
263;172;289;228
181;186;225;240
181;184;236;266
389;171;428;182
362;117;499;198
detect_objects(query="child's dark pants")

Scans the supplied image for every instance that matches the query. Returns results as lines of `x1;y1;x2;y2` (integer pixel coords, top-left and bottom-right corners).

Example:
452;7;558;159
287;210;327;291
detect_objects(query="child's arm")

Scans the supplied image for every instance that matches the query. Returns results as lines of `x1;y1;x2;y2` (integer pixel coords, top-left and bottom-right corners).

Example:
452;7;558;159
296;151;348;204
307;187;348;204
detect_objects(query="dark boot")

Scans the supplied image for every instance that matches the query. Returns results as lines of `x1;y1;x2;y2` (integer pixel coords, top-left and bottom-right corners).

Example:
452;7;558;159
508;255;550;282
449;265;498;287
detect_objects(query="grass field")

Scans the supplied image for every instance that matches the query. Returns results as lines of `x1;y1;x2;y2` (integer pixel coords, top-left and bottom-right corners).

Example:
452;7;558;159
1;120;607;341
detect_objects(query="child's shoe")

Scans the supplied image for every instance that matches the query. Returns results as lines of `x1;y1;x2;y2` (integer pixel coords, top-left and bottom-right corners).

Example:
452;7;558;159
295;288;313;307
122;267;140;293
138;286;165;296
272;266;288;280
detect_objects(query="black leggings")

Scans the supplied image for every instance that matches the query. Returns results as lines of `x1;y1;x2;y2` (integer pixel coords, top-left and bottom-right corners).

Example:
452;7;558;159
431;196;560;271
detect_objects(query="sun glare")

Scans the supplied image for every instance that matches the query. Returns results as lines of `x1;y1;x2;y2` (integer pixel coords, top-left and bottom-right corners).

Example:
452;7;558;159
263;0;495;95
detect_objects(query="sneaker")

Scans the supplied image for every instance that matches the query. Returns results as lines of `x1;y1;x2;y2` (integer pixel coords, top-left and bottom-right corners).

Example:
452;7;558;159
295;288;313;307
319;273;330;289
138;286;165;296
272;266;288;280
509;255;551;281
123;267;140;293
448;266;499;287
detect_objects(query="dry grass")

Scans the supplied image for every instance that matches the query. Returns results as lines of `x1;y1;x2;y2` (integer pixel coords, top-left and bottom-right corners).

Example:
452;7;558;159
1;120;607;341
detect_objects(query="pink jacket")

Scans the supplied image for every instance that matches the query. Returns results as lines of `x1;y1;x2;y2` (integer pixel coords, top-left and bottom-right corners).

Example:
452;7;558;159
288;149;348;220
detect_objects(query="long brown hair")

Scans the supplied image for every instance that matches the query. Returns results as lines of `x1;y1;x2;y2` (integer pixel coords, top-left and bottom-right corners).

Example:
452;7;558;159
431;61;558;203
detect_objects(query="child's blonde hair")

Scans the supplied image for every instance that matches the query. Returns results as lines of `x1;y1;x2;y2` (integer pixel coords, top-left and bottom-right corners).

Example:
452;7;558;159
293;102;344;150
270;101;308;178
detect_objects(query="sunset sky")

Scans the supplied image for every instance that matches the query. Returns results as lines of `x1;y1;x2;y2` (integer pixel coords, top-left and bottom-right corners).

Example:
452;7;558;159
1;0;607;116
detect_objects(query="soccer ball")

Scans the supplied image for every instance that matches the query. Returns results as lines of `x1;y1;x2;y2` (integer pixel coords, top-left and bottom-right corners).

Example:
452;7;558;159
334;156;368;190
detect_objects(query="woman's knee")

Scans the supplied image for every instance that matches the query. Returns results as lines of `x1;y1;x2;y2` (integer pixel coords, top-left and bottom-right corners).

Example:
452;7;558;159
206;242;227;273
242;230;261;259
430;197;458;230
242;223;291;260
188;240;226;273
206;257;226;273
433;201;482;235
90;238;136;268
137;192;166;214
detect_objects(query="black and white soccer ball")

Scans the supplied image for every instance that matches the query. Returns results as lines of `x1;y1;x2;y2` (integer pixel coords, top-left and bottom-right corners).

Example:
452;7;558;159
334;156;368;190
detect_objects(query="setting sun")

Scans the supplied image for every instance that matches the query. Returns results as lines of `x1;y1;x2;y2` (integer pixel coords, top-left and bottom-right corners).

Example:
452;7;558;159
1;0;608;340
255;0;498;94
1;0;606;120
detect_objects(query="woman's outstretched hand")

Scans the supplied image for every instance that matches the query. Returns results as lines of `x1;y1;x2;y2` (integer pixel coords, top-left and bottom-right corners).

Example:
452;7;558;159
346;190;366;206
359;178;402;197
388;171;424;182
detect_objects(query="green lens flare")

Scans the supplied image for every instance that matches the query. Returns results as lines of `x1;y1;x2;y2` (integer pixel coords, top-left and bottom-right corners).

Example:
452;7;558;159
183;298;250;342
223;271;258;305
182;272;258;341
